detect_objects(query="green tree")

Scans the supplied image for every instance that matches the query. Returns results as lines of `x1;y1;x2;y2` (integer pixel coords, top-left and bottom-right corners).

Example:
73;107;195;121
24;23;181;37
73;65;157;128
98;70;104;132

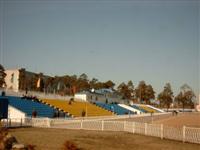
79;73;88;81
89;78;98;89
145;85;155;104
0;64;6;88
117;82;133;100
135;81;155;104
30;74;39;91
104;80;115;89
77;73;90;91
157;83;173;110
175;84;196;111
127;80;134;98
38;73;44;92
45;77;54;93
135;81;146;103
18;68;26;90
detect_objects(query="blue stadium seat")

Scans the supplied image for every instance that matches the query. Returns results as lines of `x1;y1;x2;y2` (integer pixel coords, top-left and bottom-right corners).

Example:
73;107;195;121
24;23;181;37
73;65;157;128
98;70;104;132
3;96;59;118
95;102;133;115
130;104;147;113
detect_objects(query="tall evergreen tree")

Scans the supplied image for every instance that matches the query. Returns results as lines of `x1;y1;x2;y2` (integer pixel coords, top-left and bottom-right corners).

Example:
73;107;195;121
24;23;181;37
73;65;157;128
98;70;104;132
158;83;173;110
175;84;196;110
0;64;6;88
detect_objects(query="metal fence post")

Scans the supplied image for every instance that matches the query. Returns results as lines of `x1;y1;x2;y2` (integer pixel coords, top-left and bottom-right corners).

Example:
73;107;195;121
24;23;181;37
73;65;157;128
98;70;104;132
183;126;186;143
161;124;163;139
132;122;135;134
102;120;104;131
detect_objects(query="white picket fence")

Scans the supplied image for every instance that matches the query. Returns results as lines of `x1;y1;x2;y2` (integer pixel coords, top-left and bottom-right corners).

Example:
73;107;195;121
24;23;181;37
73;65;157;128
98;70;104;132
1;117;199;144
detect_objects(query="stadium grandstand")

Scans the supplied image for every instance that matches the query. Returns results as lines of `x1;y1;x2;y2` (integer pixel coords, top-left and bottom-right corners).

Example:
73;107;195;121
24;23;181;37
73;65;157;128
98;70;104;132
0;88;165;120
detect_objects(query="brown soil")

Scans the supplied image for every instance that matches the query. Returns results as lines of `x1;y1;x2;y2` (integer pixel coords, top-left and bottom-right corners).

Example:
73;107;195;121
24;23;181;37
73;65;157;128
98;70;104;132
154;113;200;128
113;113;200;128
9;127;200;150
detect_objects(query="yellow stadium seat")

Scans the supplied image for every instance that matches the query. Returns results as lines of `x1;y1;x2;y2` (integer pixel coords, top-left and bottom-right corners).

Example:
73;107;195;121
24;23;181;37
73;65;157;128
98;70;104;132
138;105;159;113
41;99;114;117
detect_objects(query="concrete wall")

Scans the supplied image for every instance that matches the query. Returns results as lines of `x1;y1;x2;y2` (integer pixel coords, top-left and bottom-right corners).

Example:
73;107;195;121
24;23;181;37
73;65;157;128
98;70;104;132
8;105;26;119
5;69;20;92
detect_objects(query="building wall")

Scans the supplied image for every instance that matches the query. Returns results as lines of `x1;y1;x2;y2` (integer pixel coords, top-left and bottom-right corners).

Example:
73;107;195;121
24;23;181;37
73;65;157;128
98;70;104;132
75;92;127;104
5;69;20;92
74;94;87;101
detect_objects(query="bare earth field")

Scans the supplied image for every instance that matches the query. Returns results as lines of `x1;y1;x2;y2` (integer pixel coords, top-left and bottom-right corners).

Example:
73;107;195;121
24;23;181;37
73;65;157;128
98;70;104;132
10;127;200;150
114;113;200;128
154;113;200;128
8;113;200;150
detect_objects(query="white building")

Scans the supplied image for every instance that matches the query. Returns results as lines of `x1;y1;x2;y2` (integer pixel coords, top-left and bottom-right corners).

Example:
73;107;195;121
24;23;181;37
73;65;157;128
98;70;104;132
5;69;20;92
74;89;127;104
4;68;49;93
74;93;87;101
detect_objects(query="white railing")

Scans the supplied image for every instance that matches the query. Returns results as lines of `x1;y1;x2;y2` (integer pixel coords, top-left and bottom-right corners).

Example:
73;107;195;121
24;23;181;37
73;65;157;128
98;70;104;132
185;126;200;144
48;119;200;144
0;118;32;127
1;116;200;144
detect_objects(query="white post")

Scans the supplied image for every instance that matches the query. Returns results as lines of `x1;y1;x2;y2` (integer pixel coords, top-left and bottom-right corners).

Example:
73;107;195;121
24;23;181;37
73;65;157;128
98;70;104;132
102;120;104;131
132;122;135;134
160;124;163;139
81;119;83;129
183;126;186;143
47;118;51;128
124;121;126;131
145;123;147;135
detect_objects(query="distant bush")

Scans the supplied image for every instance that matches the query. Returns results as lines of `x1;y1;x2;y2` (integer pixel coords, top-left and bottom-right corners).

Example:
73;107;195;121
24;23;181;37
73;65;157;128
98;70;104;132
0;127;36;150
62;140;81;150
0;127;17;150
27;144;36;150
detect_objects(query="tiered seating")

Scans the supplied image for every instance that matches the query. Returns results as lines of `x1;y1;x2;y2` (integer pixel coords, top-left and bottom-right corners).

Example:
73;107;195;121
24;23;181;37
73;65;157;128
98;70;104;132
130;104;147;113
6;96;57;118
41;99;114;117
95;102;133;115
137;104;159;113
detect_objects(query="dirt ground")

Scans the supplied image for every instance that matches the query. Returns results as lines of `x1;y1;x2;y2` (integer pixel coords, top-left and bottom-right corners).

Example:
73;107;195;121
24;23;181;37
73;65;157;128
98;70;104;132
154;113;200;127
9;127;200;150
114;113;200;128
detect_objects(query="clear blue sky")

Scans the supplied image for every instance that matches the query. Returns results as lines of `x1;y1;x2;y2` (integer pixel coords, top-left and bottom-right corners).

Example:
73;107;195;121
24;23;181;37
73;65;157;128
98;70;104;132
0;0;199;96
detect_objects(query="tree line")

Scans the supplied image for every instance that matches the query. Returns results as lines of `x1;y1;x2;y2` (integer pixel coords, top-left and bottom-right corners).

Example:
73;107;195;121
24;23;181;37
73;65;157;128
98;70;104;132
0;64;197;109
